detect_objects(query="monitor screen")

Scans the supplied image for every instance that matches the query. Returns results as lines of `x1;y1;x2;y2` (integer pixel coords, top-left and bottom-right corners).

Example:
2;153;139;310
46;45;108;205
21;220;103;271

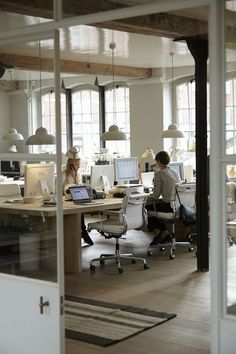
90;165;114;191
1;161;21;177
24;163;55;197
169;162;184;181
114;157;139;183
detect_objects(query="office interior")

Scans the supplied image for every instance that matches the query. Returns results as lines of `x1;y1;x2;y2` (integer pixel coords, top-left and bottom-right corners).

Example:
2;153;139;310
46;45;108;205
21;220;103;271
0;1;235;354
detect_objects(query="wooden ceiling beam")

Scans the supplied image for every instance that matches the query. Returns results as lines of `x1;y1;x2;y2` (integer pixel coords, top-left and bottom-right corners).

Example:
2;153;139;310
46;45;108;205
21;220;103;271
0;53;151;78
0;0;207;38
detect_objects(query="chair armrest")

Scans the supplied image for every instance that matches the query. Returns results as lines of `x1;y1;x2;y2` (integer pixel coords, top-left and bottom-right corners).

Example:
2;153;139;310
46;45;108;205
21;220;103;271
102;210;123;216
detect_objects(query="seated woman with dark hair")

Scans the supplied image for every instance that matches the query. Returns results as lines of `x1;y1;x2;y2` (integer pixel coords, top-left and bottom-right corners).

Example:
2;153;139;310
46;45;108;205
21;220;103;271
146;150;181;246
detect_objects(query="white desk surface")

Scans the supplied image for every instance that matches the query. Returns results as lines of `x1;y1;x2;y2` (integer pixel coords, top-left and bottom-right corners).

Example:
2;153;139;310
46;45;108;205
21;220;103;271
0;197;122;216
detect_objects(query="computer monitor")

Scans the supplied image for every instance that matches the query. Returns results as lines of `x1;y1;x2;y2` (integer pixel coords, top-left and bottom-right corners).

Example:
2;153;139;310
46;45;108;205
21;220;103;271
169;162;184;181
90;165;115;192
114;157;139;184
24;163;55;197
1;160;21;177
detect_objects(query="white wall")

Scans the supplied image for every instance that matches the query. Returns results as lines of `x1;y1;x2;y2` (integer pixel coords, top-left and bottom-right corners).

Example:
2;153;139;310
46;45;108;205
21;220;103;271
0;91;10;152
129;82;163;160
11;90;28;153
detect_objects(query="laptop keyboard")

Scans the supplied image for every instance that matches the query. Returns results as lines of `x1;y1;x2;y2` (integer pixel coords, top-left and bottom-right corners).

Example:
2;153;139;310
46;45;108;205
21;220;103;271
74;200;104;205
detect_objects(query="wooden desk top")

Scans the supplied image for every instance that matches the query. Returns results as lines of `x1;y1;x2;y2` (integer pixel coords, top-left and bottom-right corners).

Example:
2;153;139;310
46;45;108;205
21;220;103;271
0;197;123;217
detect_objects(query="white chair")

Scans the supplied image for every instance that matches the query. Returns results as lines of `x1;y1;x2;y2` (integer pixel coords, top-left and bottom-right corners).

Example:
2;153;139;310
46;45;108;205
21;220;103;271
87;193;150;273
147;183;195;259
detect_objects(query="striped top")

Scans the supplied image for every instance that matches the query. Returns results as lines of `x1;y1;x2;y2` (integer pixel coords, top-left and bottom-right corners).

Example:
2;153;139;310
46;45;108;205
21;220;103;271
153;165;181;203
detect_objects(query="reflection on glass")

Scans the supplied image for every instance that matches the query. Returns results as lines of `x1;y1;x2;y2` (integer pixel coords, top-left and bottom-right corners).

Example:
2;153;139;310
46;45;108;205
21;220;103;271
0;189;57;281
226;164;236;314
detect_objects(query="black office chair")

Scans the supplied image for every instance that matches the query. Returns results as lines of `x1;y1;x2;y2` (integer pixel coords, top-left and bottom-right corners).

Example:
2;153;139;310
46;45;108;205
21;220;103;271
87;193;150;273
147;183;195;259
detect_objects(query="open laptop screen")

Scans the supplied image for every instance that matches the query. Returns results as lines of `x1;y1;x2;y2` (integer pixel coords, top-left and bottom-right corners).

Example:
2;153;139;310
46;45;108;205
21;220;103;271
69;185;91;203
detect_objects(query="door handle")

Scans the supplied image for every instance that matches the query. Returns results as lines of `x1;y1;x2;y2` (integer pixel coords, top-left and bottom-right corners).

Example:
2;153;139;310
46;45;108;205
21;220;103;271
39;296;50;314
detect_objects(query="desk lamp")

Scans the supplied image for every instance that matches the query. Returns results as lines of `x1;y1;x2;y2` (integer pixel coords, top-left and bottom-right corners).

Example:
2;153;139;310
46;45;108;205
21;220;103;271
139;147;155;174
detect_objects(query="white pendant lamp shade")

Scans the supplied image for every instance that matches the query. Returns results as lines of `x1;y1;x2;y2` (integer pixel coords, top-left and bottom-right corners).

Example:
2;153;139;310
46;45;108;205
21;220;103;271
3;128;24;141
101;124;127;141
26;127;56;145
161;124;185;138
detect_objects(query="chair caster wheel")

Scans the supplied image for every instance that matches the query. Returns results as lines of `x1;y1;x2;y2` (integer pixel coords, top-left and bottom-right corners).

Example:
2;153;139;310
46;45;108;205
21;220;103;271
131;259;137;264
169;254;175;260
147;251;152;256
118;267;123;273
100;259;105;265
90;265;96;271
144;264;149;270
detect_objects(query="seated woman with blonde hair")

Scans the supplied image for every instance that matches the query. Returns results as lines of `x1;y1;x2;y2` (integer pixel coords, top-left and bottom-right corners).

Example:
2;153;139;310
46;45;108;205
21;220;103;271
62;146;93;246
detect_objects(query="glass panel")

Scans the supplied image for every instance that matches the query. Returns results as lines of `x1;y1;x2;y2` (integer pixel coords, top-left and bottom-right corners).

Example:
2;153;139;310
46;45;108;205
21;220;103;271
226;163;236;314
62;0;142;19
0;10;51;32
225;1;236;316
0;38;60;283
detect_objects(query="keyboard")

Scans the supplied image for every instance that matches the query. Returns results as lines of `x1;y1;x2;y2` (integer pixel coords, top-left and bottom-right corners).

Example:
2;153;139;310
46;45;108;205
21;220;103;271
4;197;23;203
73;200;104;206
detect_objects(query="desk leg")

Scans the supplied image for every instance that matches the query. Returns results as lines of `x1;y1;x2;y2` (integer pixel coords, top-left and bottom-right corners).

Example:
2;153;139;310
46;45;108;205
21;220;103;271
64;213;82;274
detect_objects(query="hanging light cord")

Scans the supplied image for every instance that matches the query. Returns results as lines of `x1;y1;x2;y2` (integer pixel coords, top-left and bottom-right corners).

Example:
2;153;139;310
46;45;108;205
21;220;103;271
110;41;116;125
170;52;175;122
39;41;42;122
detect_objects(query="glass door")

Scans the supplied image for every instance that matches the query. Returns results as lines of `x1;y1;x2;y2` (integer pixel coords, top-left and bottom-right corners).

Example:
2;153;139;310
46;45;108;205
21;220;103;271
0;31;64;354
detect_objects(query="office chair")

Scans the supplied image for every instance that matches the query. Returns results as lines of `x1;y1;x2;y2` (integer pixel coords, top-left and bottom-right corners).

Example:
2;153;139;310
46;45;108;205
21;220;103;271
147;183;195;259
87;193;150;273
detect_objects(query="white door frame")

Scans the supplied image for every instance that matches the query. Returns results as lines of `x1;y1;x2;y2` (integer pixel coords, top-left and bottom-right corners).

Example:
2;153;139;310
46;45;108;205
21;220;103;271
210;0;236;353
0;28;65;353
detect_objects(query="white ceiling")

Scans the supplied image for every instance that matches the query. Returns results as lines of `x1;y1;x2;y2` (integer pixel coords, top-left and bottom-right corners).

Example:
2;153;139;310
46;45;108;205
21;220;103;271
0;8;198;82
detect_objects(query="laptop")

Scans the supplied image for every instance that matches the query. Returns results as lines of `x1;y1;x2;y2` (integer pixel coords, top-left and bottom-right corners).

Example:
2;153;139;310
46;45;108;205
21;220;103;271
69;185;104;205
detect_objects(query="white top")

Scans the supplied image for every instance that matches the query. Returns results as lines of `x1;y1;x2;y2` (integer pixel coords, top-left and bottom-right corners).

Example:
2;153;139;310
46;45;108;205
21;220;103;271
62;170;82;189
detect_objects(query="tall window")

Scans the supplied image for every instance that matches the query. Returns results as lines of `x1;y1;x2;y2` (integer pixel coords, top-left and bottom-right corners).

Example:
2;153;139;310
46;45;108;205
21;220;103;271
41;90;67;152
105;85;130;157
176;80;210;152
71;86;100;161
225;78;236;154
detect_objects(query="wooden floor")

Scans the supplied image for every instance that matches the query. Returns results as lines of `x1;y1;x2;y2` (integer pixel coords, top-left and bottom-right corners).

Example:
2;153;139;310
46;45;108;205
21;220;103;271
65;226;210;354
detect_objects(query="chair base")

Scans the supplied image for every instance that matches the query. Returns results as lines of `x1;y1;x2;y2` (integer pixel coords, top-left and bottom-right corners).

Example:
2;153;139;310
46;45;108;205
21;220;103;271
147;238;194;260
90;249;149;273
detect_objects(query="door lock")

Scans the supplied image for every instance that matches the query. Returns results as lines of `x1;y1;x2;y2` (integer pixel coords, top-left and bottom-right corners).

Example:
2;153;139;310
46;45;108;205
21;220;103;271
39;296;50;314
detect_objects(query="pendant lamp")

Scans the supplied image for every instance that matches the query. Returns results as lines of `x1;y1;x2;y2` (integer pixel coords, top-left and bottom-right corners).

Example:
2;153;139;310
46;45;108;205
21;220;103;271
161;52;184;139
26;41;56;146
3;128;24;152
101;42;127;141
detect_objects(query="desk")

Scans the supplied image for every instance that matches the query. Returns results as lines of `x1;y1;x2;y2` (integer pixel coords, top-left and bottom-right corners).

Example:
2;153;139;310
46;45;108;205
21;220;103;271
0;198;123;274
